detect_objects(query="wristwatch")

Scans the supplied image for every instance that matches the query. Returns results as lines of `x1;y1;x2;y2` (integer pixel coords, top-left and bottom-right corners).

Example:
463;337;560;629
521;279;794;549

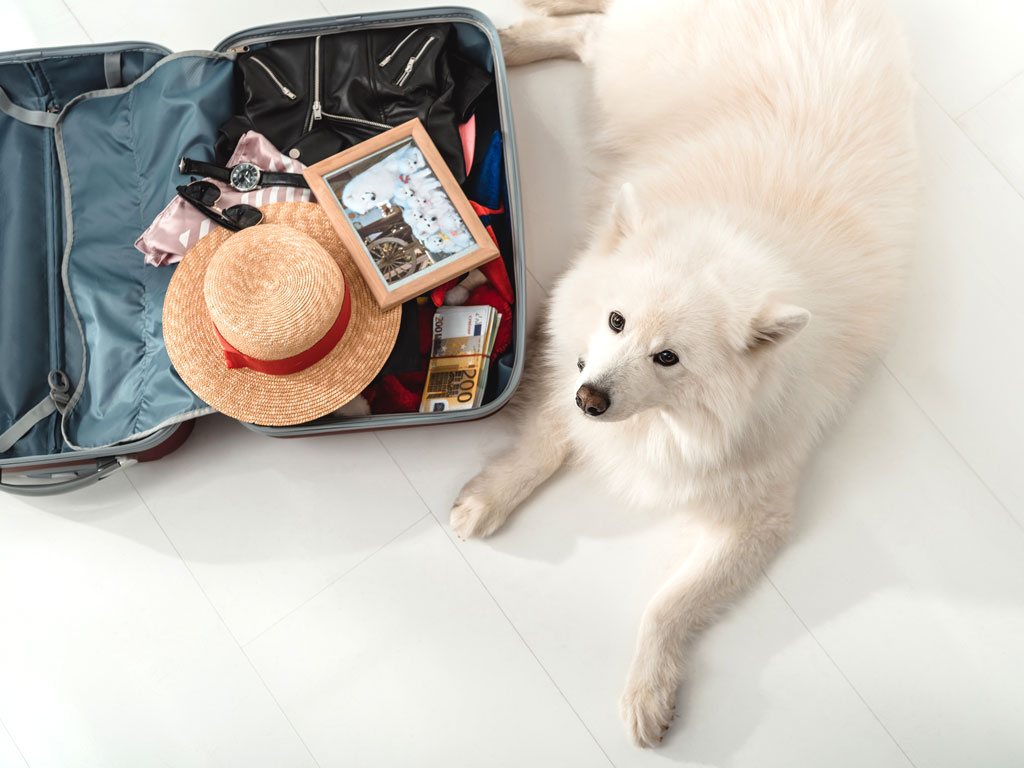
178;157;309;192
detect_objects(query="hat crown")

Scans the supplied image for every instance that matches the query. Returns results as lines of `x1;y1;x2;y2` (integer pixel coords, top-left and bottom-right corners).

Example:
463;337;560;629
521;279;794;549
203;225;345;360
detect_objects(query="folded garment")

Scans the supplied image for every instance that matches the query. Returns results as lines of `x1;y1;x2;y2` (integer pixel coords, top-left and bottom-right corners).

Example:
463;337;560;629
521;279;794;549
136;131;311;266
216;25;492;182
429;129;515;308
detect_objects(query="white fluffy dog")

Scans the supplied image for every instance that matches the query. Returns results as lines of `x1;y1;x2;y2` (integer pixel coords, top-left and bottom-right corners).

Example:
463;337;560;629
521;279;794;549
450;0;918;748
342;147;429;214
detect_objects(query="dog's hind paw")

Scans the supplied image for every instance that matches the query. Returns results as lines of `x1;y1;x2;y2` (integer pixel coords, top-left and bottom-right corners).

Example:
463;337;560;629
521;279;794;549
450;488;513;539
498;15;593;66
498;20;546;67
521;0;608;14
619;676;677;748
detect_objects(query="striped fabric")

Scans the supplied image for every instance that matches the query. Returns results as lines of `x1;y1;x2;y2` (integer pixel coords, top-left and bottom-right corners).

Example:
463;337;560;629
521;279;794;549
136;131;314;267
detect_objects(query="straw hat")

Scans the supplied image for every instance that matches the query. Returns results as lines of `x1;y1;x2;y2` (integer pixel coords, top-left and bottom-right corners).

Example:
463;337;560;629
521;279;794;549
163;202;401;426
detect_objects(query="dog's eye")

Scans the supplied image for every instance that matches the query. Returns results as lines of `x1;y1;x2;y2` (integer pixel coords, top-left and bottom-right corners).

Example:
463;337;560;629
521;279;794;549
654;350;679;367
577;358;585;372
609;311;625;333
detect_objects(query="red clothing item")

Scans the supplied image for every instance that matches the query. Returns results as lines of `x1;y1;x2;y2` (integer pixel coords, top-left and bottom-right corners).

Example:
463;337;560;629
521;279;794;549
362;285;513;414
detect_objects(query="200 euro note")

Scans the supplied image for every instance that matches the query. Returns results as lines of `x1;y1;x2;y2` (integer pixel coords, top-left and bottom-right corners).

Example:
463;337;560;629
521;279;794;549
420;305;500;413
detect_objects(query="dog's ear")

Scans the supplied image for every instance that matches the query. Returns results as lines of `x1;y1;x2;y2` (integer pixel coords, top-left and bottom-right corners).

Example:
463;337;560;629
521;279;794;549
612;182;643;239
747;304;810;351
595;183;644;254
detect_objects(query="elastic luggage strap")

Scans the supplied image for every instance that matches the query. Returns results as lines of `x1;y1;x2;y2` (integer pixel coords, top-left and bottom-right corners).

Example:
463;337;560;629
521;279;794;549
0;396;56;454
104;52;123;88
0;86;58;128
0;371;70;454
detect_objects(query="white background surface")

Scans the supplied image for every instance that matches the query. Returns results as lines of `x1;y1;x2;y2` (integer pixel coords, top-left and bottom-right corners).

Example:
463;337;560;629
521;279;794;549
1;0;1023;766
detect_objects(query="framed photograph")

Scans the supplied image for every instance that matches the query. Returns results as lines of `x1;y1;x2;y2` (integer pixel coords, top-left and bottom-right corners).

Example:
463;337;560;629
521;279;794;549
303;118;500;310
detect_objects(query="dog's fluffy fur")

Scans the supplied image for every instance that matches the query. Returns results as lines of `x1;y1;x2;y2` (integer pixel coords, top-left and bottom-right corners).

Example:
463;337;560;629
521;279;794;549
451;0;918;748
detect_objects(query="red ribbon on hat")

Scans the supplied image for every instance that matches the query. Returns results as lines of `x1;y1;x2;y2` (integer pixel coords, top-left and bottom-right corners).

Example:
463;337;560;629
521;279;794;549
211;283;352;375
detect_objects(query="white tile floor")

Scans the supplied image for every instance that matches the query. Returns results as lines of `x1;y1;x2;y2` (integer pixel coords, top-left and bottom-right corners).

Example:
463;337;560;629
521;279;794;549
1;0;1023;766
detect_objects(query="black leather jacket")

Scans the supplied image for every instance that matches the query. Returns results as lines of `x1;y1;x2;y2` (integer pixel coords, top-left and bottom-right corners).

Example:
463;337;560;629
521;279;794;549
216;24;491;182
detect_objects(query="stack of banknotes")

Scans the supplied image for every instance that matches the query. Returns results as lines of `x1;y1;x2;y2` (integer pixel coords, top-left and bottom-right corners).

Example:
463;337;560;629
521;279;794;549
419;305;502;413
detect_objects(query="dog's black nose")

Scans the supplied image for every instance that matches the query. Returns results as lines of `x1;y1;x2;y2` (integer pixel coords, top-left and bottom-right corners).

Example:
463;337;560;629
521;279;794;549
575;384;610;416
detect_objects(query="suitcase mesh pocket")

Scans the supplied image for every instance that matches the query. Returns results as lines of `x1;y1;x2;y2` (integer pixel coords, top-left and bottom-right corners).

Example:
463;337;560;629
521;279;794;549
56;53;236;450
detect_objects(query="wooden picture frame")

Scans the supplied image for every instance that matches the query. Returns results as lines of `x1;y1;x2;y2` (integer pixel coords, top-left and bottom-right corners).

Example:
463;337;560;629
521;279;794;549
303;118;500;310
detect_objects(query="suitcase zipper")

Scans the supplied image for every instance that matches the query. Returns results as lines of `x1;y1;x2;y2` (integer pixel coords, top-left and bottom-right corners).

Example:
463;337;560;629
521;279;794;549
249;57;297;100
378;28;420;67
395;36;436;87
44;97;64;451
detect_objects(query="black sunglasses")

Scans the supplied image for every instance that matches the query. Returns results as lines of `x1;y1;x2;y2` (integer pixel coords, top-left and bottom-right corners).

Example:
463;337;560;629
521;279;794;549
176;180;263;232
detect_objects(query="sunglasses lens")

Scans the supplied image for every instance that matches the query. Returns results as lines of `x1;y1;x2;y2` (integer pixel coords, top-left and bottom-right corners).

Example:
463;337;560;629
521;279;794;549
224;205;263;229
188;181;221;206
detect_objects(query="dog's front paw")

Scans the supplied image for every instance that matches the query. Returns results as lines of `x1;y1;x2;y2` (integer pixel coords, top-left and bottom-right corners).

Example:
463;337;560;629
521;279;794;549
619;673;677;748
450;483;514;539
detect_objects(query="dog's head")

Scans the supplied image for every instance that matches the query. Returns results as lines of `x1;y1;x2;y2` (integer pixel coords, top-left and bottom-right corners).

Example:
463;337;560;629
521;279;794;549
564;184;810;435
398;147;426;175
343;171;392;214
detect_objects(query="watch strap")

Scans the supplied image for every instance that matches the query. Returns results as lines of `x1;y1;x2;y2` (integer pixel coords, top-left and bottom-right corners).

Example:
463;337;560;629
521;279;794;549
179;157;231;183
260;171;310;189
179;158;308;189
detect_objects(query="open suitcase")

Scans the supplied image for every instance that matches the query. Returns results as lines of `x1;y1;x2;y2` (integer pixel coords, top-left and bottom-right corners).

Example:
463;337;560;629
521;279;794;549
0;7;525;495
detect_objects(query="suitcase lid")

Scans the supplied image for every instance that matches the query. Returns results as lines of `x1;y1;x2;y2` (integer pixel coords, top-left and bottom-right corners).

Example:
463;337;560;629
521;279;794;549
0;42;233;461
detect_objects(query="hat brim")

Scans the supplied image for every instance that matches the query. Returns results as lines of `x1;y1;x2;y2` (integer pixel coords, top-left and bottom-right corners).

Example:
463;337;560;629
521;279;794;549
163;202;401;426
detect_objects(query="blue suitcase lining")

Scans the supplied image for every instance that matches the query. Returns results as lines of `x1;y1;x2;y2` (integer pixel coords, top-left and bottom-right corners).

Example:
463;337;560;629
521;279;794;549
59;53;236;451
1;50;234;457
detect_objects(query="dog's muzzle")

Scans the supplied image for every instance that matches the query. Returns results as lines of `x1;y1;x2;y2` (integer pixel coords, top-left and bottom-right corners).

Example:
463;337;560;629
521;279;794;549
576;384;610;416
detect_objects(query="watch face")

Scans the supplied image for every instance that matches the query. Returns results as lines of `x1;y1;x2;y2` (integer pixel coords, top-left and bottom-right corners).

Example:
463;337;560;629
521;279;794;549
230;163;261;192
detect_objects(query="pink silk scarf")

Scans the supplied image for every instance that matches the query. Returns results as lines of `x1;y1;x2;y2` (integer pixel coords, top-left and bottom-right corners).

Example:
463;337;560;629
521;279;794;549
136;132;313;267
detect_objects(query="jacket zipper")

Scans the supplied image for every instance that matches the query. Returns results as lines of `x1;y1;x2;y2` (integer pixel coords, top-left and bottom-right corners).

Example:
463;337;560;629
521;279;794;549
378;28;420;67
395;36;436;87
318;111;392;131
249;57;296;100
307;36;391;132
308;35;323;130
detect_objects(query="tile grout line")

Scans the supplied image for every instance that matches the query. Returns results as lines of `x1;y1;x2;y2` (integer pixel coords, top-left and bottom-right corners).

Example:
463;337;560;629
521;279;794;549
426;522;619;768
913;107;1024;346
372;432;619;768
879;361;1024;535
761;570;919;768
953;127;1024;204
526;266;550;295
121;471;325;768
912;79;1024;314
241;511;432;648
59;0;94;43
898;82;1024;526
951;115;1024;202
953;68;1024;122
917;80;1024;205
121;473;244;651
0;717;29;768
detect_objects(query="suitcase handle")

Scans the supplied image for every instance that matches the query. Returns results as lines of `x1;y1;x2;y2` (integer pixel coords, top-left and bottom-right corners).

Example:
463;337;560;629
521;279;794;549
0;457;136;497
